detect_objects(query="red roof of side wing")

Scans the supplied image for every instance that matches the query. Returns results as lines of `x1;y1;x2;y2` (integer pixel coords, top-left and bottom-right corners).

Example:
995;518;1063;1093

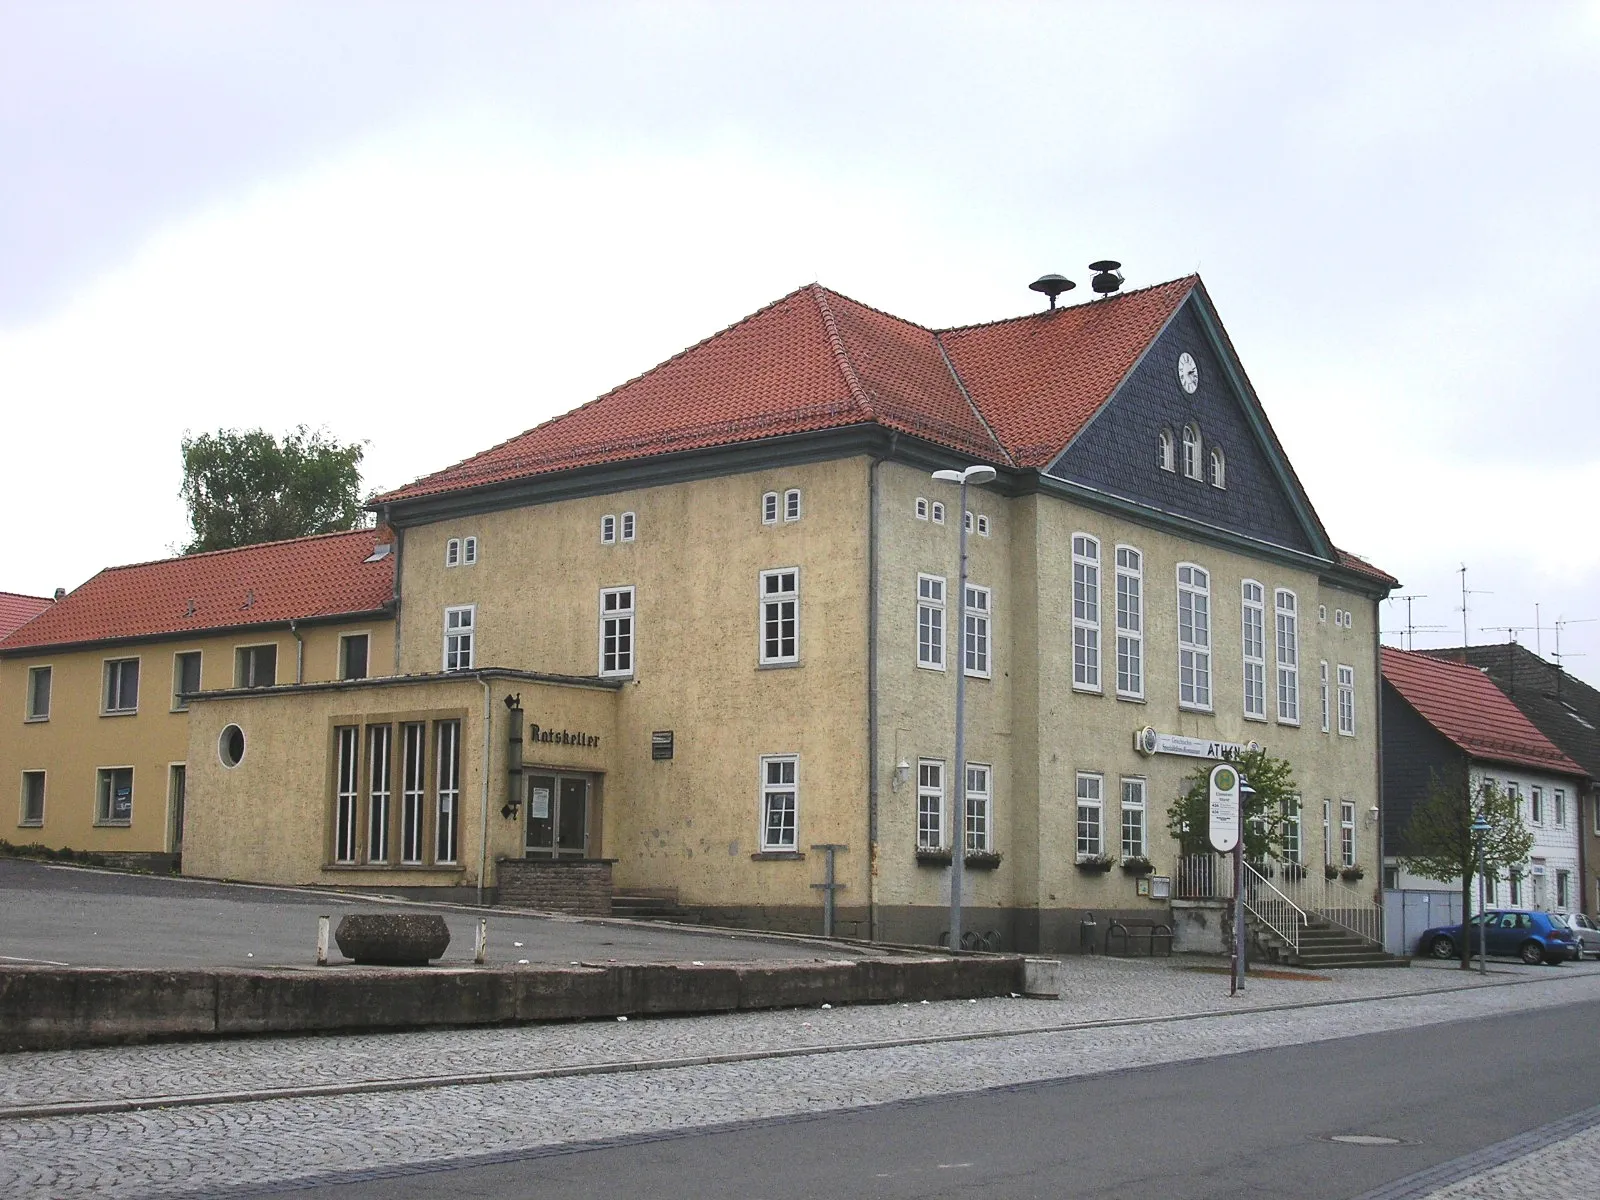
0;529;394;653
0;592;52;640
1381;647;1585;777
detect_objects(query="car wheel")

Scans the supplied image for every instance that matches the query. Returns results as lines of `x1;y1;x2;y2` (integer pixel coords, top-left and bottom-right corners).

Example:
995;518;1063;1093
1429;935;1455;959
1520;940;1546;966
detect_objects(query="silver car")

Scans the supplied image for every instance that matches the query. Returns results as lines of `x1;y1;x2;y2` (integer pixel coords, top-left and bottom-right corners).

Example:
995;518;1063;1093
1561;913;1600;960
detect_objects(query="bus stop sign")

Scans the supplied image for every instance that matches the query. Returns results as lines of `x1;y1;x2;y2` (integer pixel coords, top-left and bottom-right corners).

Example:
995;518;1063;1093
1208;764;1240;854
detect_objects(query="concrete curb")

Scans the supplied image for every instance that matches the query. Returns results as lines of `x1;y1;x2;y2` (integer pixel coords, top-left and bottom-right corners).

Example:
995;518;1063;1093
0;954;1023;1054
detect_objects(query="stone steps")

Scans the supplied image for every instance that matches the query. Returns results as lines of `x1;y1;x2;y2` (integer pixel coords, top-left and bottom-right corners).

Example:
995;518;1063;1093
1248;914;1410;970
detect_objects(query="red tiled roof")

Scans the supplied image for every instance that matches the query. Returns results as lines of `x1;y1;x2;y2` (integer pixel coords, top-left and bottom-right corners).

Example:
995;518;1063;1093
1381;647;1585;777
0;592;51;640
1333;549;1400;588
0;529;394;653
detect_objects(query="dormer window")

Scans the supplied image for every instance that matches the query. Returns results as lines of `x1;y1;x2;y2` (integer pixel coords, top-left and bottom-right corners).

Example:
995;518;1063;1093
1182;424;1202;479
1158;428;1176;472
1208;447;1226;489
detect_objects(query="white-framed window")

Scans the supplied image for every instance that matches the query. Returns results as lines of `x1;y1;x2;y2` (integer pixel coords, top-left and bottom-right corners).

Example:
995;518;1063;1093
1322;799;1332;865
1208;446;1226;489
1340;800;1356;867
620;512;636;542
601;515;617;544
435;719;461;864
234;643;277;689
915;497;929;520
1275;589;1299;724
1072;534;1101;691
931;501;946;524
760;755;798;850
173;651;202;711
976;514;991;537
1158;427;1176;472
600;587;635;677
1177;564;1211;710
784;489;802;522
964;509;973;533
443;605;475;671
446;538;461;567
334;726;359;864
367;724;392;864
762;492;779;525
1241;581;1266;720
760;568;799;665
96;765;134;825
917;574;946;670
1557;868;1572;911
965;763;992;852
1320;661;1331;733
1318;604;1327;623
964;584;991;678
1283;796;1302;864
1120;777;1146;858
1531;786;1544;825
1181;424;1202;479
1337;664;1356;736
462;536;478;564
917;759;944;850
20;770;45;827
1115;546;1143;699
103;657;140;714
25;665;51;721
400;722;425;864
1076;773;1103;856
1555;789;1566;828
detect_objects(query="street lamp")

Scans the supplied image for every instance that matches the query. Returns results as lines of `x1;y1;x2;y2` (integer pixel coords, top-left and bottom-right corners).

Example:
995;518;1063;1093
1470;815;1491;975
931;463;998;952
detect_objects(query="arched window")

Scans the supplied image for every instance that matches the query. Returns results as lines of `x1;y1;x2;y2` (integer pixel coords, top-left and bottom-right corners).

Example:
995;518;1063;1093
1181;424;1202;479
1158;428;1175;472
1208;446;1226;489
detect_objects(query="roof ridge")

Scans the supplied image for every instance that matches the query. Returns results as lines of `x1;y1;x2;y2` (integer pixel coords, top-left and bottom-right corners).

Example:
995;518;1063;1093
808;284;877;420
931;331;1015;468
0;590;52;602
936;275;1199;336
96;526;380;576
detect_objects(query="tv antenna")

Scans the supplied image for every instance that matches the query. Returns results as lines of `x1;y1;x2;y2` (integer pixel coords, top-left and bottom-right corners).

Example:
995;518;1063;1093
1457;565;1492;660
1383;594;1446;651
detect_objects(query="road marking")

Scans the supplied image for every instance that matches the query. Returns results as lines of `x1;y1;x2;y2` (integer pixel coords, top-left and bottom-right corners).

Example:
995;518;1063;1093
0;954;69;966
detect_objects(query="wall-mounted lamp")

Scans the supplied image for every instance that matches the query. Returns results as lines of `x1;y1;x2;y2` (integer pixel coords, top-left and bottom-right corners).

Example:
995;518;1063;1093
892;760;912;791
1366;804;1380;826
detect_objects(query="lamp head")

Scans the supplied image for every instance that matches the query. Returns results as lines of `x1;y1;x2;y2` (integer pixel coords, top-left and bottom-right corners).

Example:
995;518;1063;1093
963;465;998;486
931;469;963;484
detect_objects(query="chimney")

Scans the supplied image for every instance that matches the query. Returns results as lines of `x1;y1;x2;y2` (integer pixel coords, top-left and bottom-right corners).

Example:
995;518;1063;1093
52;587;65;602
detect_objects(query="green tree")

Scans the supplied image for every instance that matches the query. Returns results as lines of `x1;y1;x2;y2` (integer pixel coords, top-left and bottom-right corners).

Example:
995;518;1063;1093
1398;765;1533;969
179;427;369;553
1166;747;1300;861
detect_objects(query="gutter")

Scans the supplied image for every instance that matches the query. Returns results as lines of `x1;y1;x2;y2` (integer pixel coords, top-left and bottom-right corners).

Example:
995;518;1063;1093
477;674;493;907
867;439;893;942
288;620;304;684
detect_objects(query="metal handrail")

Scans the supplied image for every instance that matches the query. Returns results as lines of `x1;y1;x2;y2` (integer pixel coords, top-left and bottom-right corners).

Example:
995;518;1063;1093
1242;861;1307;955
1277;871;1384;946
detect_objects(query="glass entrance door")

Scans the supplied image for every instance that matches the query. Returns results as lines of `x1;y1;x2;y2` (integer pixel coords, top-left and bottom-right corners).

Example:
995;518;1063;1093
525;773;590;858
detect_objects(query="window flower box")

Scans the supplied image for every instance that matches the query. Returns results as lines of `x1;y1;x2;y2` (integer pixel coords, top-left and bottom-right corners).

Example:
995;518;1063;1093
1076;854;1116;872
1120;855;1154;876
1340;865;1365;882
916;848;1003;870
1324;863;1341;880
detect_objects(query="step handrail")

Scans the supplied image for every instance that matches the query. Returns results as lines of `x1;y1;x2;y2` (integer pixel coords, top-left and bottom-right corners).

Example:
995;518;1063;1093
1241;861;1308;955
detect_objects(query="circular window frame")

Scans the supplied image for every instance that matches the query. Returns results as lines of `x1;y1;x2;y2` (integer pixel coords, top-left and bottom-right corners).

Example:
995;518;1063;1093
219;724;246;769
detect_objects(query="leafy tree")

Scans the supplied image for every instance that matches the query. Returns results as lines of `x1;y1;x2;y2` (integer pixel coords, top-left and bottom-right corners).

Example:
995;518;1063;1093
179;427;369;553
1166;747;1299;861
1398;765;1533;969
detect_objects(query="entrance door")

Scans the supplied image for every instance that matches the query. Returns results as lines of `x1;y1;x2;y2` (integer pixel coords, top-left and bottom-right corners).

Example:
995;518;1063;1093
168;765;187;856
525;773;590;858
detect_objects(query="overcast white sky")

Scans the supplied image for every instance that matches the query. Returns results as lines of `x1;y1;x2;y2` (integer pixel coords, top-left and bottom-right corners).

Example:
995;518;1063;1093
2;2;1596;684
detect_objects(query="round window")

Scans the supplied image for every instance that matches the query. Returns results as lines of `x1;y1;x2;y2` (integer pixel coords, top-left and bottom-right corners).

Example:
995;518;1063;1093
219;724;246;768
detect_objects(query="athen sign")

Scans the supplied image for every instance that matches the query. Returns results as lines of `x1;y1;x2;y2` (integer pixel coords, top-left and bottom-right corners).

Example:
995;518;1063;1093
1133;726;1261;761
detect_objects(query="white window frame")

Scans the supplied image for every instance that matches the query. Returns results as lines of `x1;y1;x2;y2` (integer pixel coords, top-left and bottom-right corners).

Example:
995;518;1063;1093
1555;789;1566;828
915;497;929;520
930;501;945;525
917;574;946;671
783;489;802;522
600;514;617;544
1158;427;1175;472
1531;786;1544;826
367;723;392;865
964;509;973;533
443;605;475;672
25;664;51;722
976;514;991;537
1340;800;1356;867
102;656;140;715
1241;580;1266;720
1320;661;1331;733
917;759;945;851
1322;799;1332;865
759;568;799;665
1076;773;1104;857
760;754;799;851
599;587;636;678
964;584;991;679
1283;796;1303;864
400;722;426;865
1072;534;1101;692
1208;446;1226;489
1337;664;1356;736
1275;589;1300;724
20;769;46;827
1115;546;1143;699
1120;777;1146;858
965;763;992;853
762;492;779;525
1181;424;1202;479
1177;564;1211;711
446;537;461;567
619;513;636;543
95;765;134;826
462;535;478;564
334;726;360;864
435;719;461;865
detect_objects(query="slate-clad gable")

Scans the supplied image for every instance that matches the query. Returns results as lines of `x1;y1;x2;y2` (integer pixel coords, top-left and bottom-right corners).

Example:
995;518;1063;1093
1046;298;1317;554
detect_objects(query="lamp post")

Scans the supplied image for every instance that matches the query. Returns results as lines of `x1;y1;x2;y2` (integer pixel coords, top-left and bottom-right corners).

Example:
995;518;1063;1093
931;463;998;952
1470;815;1491;975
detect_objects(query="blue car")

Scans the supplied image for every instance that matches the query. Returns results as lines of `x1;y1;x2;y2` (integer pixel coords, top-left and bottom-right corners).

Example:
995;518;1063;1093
1418;909;1578;966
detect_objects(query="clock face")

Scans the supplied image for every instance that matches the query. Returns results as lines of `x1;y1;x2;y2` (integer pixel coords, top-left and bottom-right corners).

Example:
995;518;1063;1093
1178;352;1199;393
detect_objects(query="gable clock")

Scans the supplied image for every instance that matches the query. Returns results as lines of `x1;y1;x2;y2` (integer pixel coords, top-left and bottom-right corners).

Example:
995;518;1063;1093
1177;352;1199;394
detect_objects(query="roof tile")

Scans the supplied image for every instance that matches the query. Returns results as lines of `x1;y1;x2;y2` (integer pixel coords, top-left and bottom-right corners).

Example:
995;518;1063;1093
0;592;51;640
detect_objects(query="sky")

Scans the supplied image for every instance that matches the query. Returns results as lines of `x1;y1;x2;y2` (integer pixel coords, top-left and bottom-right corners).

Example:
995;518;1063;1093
2;2;1596;684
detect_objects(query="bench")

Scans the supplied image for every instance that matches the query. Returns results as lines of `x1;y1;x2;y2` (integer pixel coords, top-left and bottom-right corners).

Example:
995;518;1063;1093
1105;918;1173;958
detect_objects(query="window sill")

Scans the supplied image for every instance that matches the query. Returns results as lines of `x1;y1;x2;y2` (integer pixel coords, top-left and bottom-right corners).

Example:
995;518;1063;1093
1115;693;1145;704
757;661;802;671
100;710;138;718
1178;703;1214;715
93;820;131;828
751;850;804;861
17;820;43;829
916;662;947;673
1071;685;1102;695
1243;713;1269;724
964;671;992;681
1277;718;1302;728
323;863;468;873
23;715;48;724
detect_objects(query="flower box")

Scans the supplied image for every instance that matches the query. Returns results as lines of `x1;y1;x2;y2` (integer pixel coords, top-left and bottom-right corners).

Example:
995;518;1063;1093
1075;854;1116;872
1120;856;1154;876
1340;865;1365;883
1324;863;1341;880
916;848;1004;870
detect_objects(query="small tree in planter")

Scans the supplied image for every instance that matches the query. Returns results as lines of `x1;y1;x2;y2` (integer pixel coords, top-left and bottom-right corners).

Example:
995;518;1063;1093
1167;747;1300;862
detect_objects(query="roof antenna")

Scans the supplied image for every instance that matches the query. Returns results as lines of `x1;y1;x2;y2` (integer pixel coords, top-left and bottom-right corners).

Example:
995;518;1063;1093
1028;274;1075;310
1089;260;1124;296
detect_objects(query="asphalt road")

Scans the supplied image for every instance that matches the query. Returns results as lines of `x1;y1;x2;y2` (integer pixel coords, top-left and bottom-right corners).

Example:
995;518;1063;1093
0;859;868;967
266;998;1600;1200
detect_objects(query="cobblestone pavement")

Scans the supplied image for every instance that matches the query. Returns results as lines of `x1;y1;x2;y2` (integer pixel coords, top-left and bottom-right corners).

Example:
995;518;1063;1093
4;960;1600;1198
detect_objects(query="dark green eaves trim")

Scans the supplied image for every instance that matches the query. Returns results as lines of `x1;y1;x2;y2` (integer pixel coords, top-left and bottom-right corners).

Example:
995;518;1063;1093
187;666;624;703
